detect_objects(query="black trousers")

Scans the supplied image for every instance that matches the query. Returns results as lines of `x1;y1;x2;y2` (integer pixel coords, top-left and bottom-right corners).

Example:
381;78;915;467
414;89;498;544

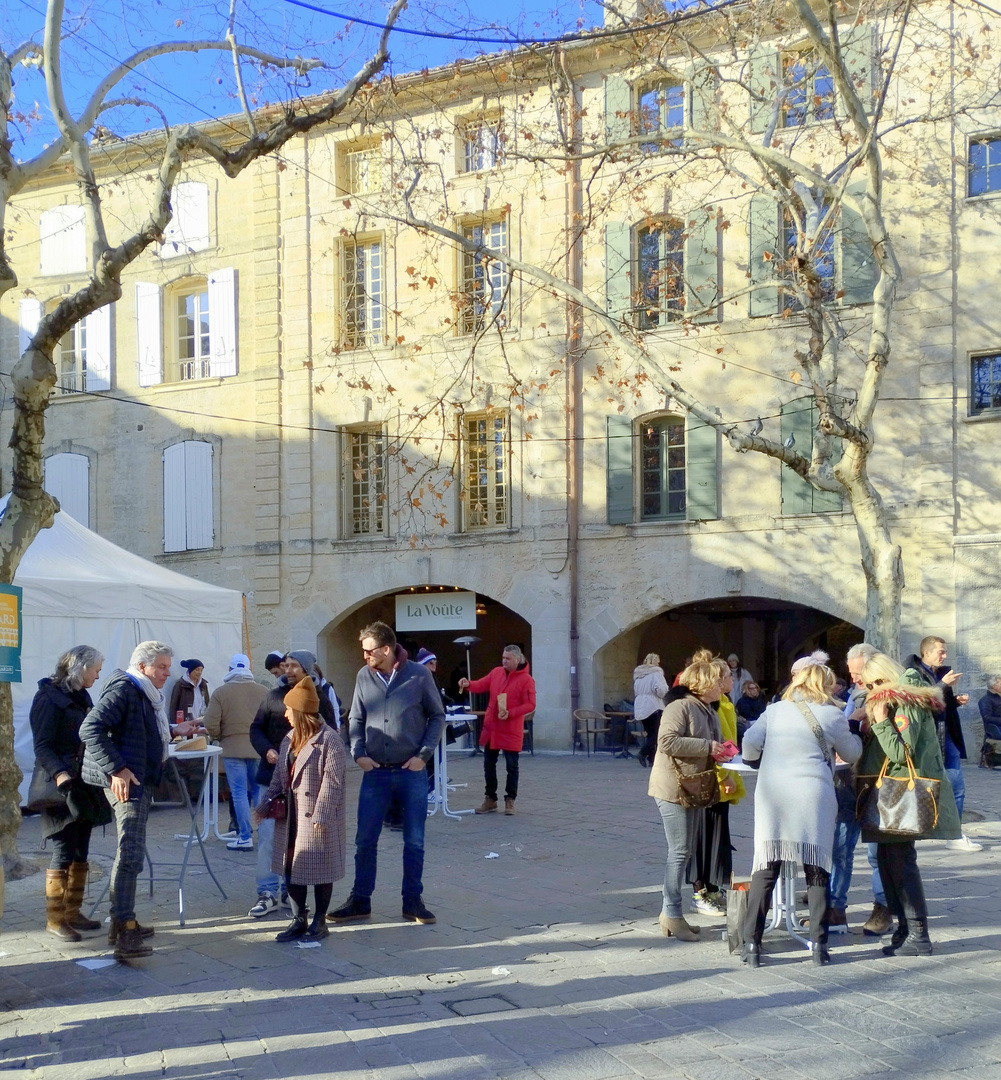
638;713;659;764
876;841;927;921
48;818;93;869
744;861;829;946
484;748;519;800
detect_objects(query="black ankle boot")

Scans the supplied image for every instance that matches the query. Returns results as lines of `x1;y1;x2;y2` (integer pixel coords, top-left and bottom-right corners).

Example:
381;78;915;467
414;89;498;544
812;944;831;965
275;915;308;942
305;913;329;940
742;941;761;968
895;918;932;956
881;919;909;956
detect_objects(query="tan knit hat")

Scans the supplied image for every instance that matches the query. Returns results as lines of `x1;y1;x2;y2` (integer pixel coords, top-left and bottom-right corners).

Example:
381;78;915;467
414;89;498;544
284;676;320;714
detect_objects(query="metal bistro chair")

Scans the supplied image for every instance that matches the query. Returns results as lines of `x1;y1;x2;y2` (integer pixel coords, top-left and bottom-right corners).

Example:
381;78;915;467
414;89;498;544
572;709;610;757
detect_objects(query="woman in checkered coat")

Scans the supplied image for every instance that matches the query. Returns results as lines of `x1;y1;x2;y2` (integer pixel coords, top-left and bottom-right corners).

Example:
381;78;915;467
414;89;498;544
255;677;346;942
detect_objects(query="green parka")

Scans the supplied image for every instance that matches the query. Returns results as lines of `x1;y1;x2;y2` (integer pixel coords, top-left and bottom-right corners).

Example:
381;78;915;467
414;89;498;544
857;676;961;844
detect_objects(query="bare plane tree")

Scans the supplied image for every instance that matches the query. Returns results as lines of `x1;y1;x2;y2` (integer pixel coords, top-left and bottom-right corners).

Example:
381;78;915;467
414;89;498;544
0;0;406;875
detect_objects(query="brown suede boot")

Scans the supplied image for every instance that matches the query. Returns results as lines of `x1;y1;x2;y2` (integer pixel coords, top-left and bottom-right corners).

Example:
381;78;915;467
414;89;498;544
659;915;700;942
504;798;515;815
474;798;498;814
64;862;101;932
45;869;81;942
108;916;155;945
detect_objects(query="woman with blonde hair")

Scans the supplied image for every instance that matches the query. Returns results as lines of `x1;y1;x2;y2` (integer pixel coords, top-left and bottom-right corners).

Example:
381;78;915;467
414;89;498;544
648;660;728;942
255;677;347;942
740;655;861;967
633;652;668;768
858;651;960;956
687;658;745;915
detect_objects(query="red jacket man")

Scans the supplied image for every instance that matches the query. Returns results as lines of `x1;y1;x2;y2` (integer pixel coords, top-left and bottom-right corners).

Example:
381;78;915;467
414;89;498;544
460;645;536;815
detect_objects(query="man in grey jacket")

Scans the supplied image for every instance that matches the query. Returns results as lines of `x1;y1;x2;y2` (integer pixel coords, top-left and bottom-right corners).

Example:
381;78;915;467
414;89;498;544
330;621;445;925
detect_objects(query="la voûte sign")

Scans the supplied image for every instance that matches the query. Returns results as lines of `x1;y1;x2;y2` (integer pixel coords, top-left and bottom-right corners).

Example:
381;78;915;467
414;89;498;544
395;591;476;632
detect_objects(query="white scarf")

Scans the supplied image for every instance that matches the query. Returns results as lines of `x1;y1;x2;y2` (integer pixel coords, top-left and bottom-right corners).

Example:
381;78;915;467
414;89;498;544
128;665;171;761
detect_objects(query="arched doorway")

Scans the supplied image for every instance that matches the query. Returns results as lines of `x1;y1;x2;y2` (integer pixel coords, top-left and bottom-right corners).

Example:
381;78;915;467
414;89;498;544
594;596;862;706
317;586;532;708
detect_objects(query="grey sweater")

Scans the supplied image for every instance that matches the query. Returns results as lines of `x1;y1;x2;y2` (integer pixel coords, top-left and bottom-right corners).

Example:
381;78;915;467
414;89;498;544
348;659;446;765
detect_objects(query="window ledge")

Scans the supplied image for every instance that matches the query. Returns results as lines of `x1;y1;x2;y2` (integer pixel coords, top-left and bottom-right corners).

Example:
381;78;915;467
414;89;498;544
965;189;1001;204
625;518;690;536
329;537;396;551
964;410;1001;423
49;389;109;403
142;373;242;392
448;527;519;544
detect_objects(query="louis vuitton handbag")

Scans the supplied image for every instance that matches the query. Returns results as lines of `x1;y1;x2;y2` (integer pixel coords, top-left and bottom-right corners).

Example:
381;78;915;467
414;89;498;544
858;742;939;836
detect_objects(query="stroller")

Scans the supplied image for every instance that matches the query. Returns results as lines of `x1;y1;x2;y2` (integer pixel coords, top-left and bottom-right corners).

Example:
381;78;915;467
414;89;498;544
979;717;1001;769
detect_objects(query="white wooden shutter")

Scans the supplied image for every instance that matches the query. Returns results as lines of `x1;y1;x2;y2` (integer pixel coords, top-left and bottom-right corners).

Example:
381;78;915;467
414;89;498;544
161;181;210;257
40;205;86;276
44;452;90;526
163;441;214;552
208;267;237;377
85;304;112;391
162;443;187;552
183;441;214;549
19;298;42;354
135;282;162;387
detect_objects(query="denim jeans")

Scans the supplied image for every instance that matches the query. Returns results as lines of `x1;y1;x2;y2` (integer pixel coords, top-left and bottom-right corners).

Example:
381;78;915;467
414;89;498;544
944;733;965;821
353;767;428;902
829;813;861;910
223;758;258;842
255;783;280;898
867;843;887;907
104;782;153;921
655;798;692;918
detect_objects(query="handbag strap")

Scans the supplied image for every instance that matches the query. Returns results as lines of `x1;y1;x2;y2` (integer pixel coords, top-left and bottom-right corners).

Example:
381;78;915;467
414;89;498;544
793;699;834;773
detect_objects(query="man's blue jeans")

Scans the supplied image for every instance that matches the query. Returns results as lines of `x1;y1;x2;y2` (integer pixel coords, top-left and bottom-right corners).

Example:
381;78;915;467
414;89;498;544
830;805;886;909
255;783;280;898
353;766;428;902
223;758;258;843
944;733;965;820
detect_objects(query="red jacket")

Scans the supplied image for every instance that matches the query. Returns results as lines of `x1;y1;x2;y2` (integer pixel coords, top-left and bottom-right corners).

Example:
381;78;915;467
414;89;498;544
467;662;536;752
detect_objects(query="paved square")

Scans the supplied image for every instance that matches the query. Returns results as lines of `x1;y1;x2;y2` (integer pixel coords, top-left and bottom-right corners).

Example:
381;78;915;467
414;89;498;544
3;752;1000;1079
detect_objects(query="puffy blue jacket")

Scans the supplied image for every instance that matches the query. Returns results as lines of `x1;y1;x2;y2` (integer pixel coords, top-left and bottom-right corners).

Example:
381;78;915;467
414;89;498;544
80;670;165;789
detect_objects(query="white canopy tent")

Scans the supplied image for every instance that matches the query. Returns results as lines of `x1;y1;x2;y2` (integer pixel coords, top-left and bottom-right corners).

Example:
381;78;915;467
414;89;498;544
7;501;244;802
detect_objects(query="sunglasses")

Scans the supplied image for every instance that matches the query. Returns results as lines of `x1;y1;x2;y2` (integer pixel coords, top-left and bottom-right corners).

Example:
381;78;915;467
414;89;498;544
864;678;887;690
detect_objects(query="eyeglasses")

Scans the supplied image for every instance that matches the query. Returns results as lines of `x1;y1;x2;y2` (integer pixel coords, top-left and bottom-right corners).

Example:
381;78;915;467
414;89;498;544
864;678;887;690
362;647;386;657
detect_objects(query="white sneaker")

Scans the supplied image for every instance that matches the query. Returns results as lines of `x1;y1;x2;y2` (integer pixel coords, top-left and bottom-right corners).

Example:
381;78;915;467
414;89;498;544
227;837;253;850
248;894;278;918
690;890;727;916
219;830;238;840
945;834;983;852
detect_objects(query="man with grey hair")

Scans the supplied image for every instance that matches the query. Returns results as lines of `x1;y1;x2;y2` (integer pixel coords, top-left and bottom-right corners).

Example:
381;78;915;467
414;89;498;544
81;641;197;960
460;644;536;816
827;643;892;937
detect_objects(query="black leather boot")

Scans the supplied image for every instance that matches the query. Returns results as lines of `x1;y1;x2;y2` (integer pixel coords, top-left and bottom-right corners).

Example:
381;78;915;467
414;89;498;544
881;919;909;956
742;941;761;968
895;918;932;956
275;915;308;942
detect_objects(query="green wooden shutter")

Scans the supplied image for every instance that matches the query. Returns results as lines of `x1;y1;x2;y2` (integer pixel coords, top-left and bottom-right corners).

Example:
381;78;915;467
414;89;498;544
841;181;876;305
605;221;632;324
780;399;815;515
604;75;632;146
688;63;717;135
748;194;779;317
686;208;719;324
747;47;779;135
780;398;843;513
686;417;719;521
606;415;634;525
840;24;874;114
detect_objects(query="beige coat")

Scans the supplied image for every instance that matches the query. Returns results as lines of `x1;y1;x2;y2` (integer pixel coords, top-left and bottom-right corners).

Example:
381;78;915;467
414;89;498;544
203;678;268;759
647;692;717;804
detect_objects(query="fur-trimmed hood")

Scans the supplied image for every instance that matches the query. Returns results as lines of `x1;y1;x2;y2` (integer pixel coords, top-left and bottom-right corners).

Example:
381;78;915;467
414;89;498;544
867;682;945;713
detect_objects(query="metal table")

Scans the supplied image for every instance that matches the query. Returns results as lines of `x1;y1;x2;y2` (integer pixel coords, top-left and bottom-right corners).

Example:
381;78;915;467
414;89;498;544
427;713;476;820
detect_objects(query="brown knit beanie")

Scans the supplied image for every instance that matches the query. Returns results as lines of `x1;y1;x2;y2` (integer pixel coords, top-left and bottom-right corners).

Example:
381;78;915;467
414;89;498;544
284;676;320;714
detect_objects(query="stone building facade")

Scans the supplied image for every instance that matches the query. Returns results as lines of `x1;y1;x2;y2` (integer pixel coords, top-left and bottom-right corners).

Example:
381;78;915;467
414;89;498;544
3;1;1001;746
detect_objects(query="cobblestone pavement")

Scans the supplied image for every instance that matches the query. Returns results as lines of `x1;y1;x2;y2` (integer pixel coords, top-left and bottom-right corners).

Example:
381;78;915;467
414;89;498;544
3;751;1001;1080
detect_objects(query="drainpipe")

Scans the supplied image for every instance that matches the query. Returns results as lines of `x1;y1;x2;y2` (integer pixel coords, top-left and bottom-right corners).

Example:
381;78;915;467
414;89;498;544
559;47;584;718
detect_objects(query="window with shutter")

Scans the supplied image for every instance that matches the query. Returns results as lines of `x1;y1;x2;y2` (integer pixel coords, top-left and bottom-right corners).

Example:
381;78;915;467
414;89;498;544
780;398;843;514
44;452;90;526
163;441;214;552
40;206;86;276
160;181;211;258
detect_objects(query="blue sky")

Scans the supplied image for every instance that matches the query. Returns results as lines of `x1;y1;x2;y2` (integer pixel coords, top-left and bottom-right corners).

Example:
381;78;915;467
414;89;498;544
3;0;606;159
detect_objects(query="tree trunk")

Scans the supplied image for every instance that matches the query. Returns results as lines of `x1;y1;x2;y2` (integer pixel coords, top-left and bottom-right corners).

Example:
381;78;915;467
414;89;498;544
0;683;38;878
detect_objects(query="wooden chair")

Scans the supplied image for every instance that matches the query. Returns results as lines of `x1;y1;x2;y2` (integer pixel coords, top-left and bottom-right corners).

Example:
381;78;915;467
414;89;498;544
573;709;610;757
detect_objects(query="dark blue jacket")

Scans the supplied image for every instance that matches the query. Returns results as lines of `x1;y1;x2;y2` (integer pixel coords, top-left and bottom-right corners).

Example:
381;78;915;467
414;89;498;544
80;670;165;789
249;677;339;787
